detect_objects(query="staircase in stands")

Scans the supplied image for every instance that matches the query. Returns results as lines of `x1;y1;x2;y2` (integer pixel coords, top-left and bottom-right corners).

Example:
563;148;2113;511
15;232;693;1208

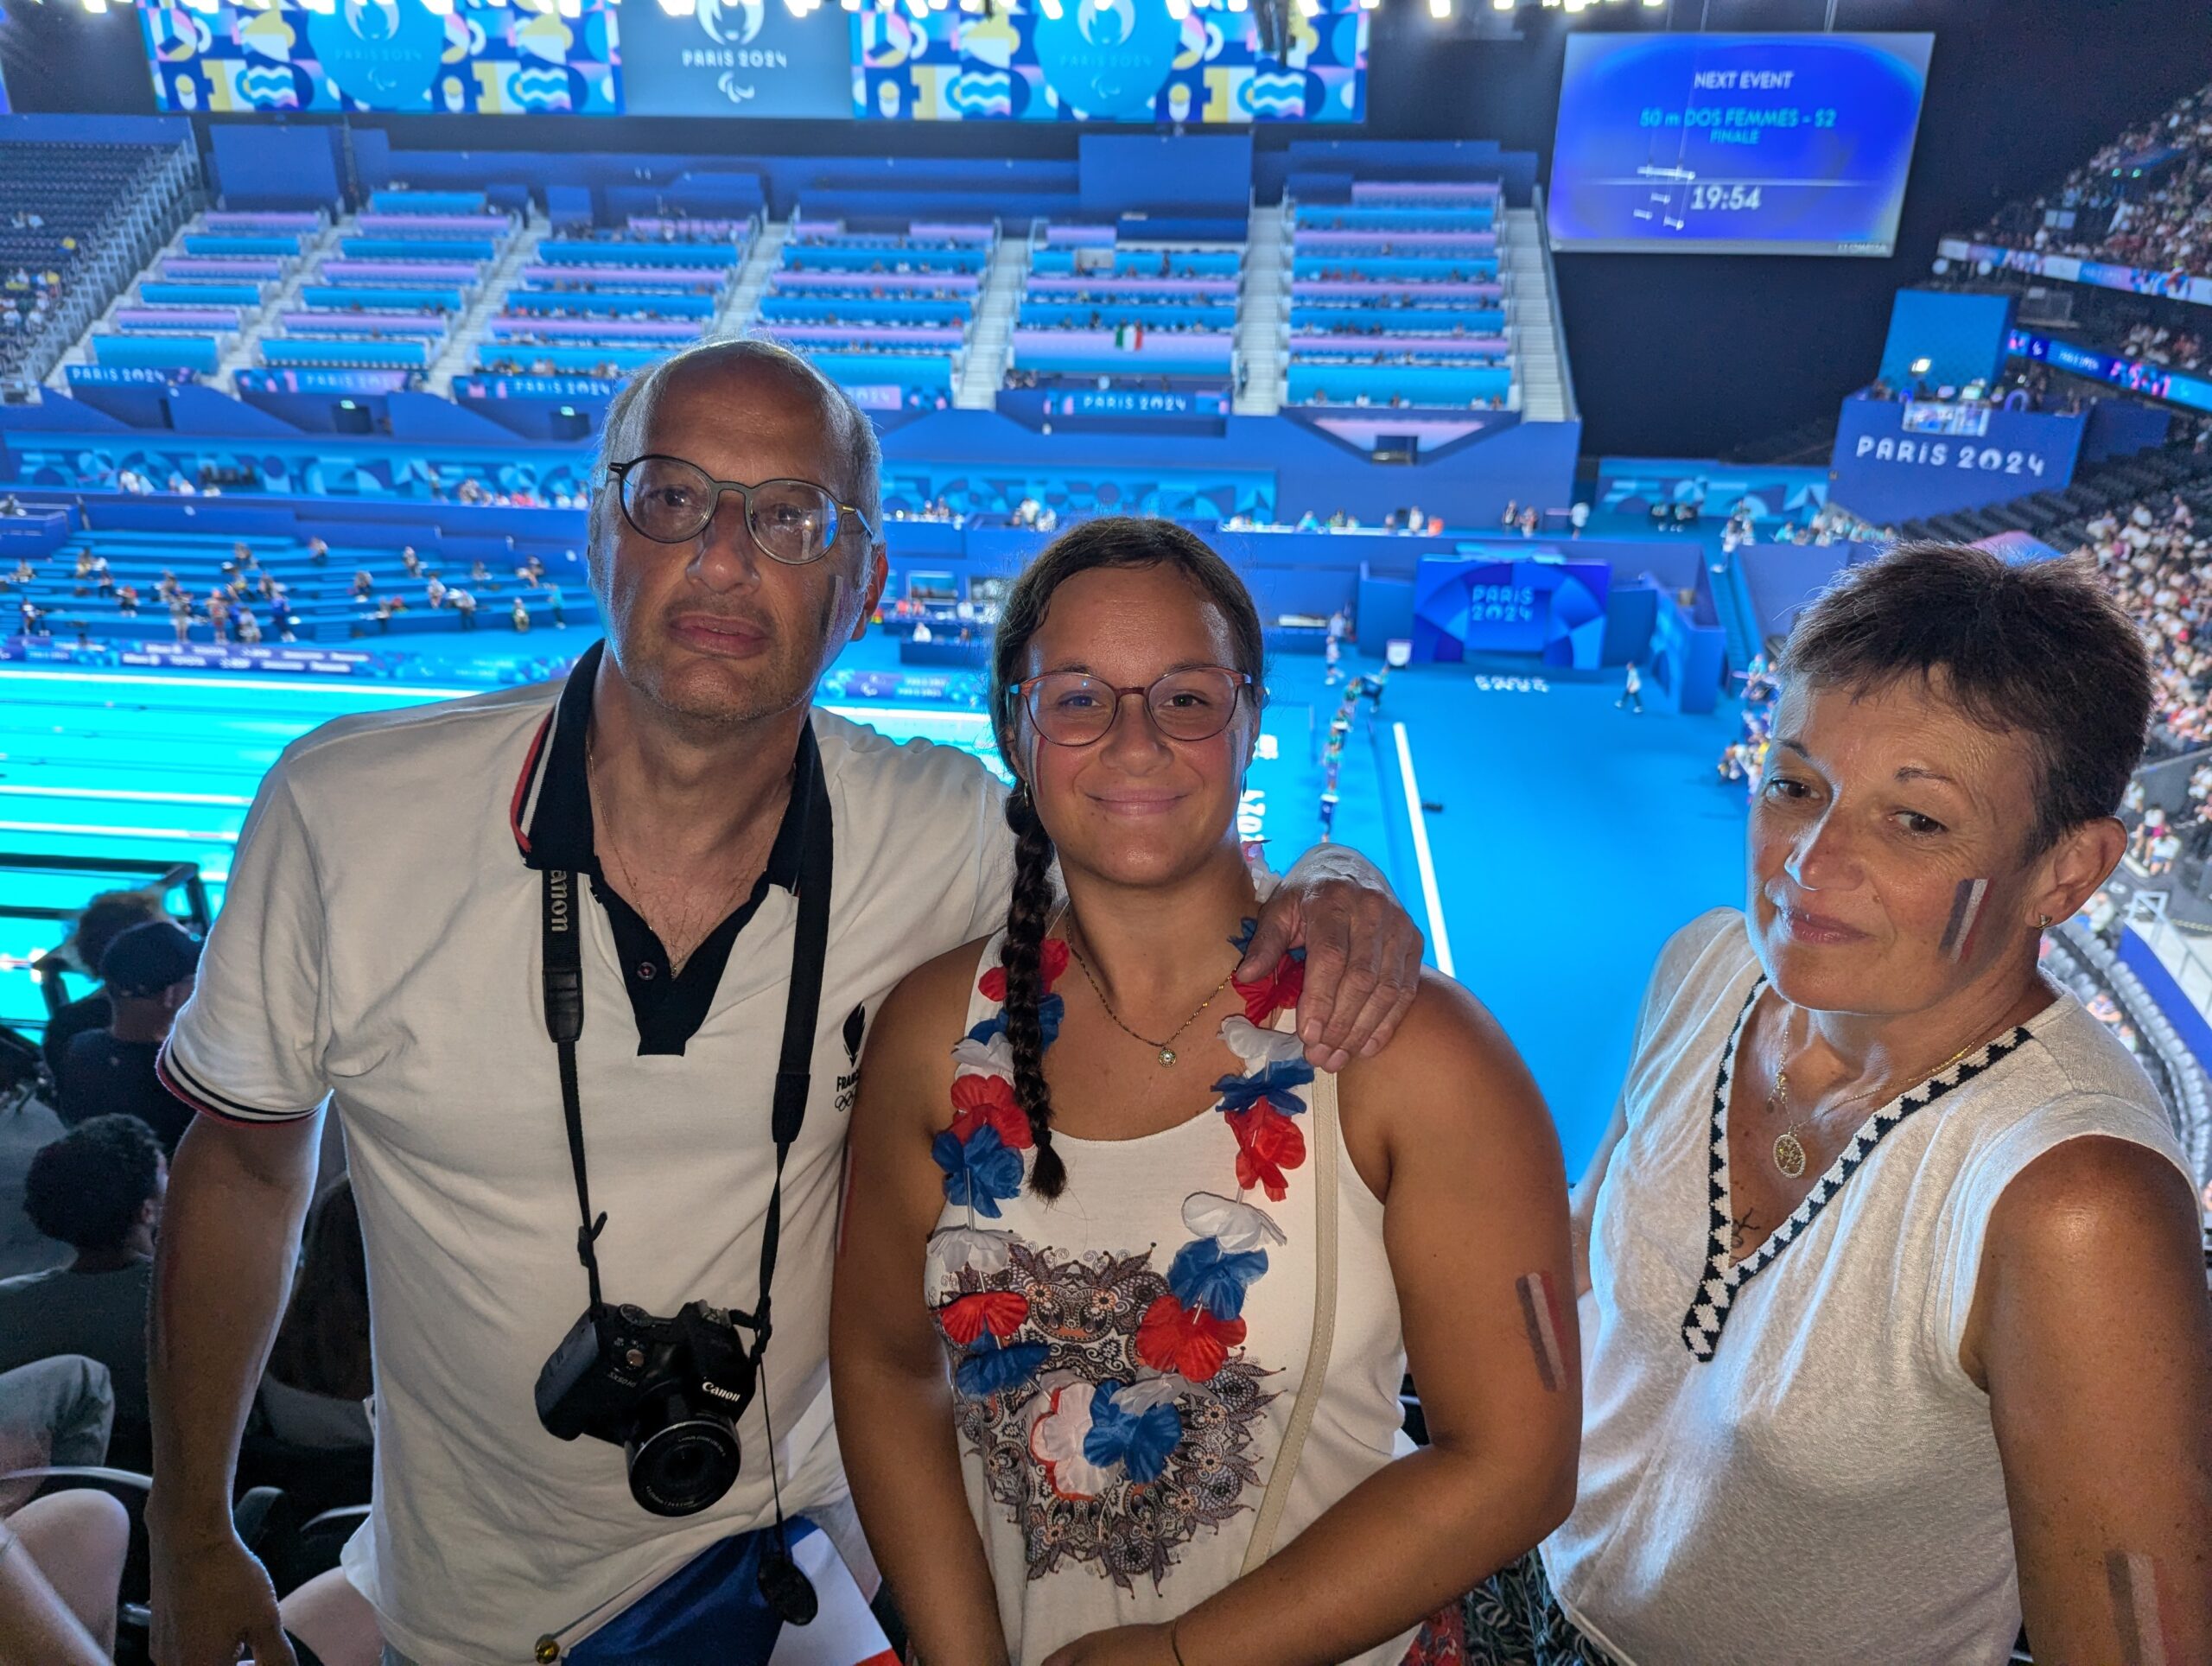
957;232;1031;408
1233;202;1287;416
426;212;545;397
1502;203;1572;423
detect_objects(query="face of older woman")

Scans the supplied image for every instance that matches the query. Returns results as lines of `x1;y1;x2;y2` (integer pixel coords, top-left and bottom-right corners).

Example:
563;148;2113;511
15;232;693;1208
1750;675;2103;1018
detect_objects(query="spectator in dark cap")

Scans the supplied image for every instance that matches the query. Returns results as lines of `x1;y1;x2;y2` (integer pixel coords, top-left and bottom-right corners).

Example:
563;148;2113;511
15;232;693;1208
54;922;201;1152
0;1115;166;1446
39;889;168;1081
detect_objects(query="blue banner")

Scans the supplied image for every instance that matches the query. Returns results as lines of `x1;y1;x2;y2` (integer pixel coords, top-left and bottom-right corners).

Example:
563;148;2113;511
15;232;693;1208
996;385;1229;430
1937;238;2212;312
1548;33;1932;257
1830;396;2084;524
235;366;412;396
67;365;197;388
454;373;621;402
2006;327;2212;417
1411;556;1611;669
620;0;850;118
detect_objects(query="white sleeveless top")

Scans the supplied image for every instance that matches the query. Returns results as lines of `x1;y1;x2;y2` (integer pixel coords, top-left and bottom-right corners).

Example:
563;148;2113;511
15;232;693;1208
1543;908;2197;1666
925;929;1418;1666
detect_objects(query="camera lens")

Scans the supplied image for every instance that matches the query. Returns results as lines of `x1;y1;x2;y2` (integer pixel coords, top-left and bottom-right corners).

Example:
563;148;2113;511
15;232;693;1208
627;1390;741;1517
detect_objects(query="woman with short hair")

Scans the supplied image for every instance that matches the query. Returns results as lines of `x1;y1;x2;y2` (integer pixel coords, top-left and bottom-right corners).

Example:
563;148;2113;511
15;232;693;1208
1478;543;2212;1665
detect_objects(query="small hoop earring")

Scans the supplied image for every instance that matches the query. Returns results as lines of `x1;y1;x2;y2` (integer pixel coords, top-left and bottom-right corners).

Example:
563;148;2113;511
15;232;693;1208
2036;913;2052;928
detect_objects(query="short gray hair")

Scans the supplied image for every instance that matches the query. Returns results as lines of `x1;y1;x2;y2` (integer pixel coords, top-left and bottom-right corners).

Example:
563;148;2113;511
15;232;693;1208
588;336;884;558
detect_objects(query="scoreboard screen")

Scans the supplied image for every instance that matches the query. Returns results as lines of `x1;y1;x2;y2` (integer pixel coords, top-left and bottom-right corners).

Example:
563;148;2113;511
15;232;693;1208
1548;33;1933;258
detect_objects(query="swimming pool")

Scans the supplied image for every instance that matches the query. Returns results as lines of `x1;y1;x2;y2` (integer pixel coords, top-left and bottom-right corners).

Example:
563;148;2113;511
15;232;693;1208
0;664;1005;1033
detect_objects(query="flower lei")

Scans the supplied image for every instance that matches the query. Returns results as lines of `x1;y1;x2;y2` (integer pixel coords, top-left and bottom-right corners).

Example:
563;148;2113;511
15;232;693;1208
927;918;1313;1501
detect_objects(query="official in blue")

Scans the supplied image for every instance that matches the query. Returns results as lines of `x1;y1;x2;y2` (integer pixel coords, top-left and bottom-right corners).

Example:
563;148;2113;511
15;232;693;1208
143;338;1427;1666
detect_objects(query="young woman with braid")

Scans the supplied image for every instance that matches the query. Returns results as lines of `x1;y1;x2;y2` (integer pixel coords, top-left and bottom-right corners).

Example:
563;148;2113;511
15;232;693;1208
831;518;1580;1666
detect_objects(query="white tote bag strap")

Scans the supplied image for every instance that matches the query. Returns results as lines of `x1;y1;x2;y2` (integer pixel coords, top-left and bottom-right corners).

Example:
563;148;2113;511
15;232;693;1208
1241;1061;1340;1575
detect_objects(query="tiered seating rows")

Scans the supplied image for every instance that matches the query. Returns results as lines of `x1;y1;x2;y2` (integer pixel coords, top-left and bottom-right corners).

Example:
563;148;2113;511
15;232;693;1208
755;219;991;404
1287;182;1512;410
470;215;752;384
1005;225;1240;394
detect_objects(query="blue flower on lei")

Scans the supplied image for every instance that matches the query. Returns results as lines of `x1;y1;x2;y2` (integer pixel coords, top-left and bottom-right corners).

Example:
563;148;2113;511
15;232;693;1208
1166;1238;1271;1322
1228;917;1307;964
955;1330;1050;1399
1081;1379;1184;1485
1211;1056;1315;1117
933;1123;1024;1218
966;990;1065;1050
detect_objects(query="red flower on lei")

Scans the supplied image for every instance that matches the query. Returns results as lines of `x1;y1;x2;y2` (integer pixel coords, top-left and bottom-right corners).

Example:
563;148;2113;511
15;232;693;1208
1231;955;1305;1026
938;1290;1031;1345
1225;1103;1306;1203
979;938;1070;1003
1135;1295;1247;1382
950;1072;1033;1150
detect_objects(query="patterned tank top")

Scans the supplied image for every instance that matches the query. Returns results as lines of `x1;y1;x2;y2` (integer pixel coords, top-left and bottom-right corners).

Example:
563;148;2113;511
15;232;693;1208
925;923;1421;1666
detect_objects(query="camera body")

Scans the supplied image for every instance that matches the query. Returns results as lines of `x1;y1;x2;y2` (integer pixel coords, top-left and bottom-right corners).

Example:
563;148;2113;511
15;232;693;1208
535;1300;757;1517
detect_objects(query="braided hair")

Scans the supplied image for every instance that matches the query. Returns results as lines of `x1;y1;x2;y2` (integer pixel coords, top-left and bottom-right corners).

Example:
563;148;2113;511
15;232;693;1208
1000;782;1068;1199
988;516;1268;1203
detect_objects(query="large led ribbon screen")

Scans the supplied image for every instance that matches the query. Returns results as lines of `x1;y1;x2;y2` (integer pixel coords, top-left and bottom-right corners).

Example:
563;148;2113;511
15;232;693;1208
142;0;620;114
852;0;1367;122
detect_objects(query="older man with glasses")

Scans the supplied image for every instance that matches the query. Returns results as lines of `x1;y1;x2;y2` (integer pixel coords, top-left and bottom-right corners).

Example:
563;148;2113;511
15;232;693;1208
143;339;1426;1666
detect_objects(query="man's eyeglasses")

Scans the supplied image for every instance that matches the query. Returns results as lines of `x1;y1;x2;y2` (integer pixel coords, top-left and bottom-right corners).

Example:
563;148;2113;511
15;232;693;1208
606;455;876;565
1011;668;1253;748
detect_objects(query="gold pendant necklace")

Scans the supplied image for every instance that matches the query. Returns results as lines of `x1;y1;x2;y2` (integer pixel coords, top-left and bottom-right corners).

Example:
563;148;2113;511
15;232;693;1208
1766;1006;1983;1179
1065;932;1236;1068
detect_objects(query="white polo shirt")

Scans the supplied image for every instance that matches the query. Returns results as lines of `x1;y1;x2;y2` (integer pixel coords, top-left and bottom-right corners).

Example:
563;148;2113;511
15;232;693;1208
160;646;1012;1664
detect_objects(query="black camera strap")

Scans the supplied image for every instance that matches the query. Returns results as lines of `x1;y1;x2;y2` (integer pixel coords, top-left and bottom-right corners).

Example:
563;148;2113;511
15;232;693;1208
538;723;834;1355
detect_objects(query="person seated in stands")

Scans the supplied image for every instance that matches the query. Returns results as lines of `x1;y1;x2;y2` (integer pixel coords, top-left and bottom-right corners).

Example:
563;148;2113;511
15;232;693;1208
352;570;375;601
258;1177;372;1453
511;595;531;634
425;574;448;609
41;887;176;1084
0;1116;165;1447
469;558;492;587
453;588;478;630
165;474;194;495
1296;509;1323;531
1481;544;2212;1666
56;920;201;1153
3;557;30;586
116;583;138;618
306;537;328;566
236;607;261;646
1517;506;1538;537
0;493;22;517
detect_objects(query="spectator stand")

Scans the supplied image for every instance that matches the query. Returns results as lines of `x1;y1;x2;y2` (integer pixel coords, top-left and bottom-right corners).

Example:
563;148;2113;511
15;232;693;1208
455;210;757;404
752;214;995;415
1001;221;1243;420
1281;181;1516;416
8;132;201;402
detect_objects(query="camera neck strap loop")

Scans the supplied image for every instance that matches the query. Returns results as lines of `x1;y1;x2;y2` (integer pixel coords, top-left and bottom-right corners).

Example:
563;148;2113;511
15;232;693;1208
538;723;835;1352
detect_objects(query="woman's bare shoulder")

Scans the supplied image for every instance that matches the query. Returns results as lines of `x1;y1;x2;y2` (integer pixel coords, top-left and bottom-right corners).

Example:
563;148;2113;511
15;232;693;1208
1336;968;1552;1146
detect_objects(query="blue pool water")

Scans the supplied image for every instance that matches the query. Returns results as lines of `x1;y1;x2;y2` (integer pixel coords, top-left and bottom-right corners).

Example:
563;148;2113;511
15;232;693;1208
1;633;1749;1175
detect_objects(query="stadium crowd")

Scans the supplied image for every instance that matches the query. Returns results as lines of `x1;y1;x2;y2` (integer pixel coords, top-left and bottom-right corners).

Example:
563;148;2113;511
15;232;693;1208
1987;78;2212;277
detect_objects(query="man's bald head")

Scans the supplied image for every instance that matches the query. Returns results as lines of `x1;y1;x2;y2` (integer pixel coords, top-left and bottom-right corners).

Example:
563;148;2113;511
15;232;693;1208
589;338;883;563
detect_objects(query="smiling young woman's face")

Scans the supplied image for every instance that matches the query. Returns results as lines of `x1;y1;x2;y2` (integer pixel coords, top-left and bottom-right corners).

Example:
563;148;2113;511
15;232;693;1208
1749;675;2050;1016
1014;563;1259;892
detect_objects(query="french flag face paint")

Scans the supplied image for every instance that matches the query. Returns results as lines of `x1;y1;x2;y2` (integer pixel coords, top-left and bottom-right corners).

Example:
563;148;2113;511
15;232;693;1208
1940;877;1990;963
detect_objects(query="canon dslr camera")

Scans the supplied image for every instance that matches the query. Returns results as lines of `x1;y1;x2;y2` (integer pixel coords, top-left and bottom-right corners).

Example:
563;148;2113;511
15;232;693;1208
535;1300;756;1516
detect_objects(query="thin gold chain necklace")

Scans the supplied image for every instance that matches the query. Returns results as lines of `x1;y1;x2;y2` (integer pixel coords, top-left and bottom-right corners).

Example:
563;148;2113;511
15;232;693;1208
1062;921;1236;1068
1765;1003;1982;1179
